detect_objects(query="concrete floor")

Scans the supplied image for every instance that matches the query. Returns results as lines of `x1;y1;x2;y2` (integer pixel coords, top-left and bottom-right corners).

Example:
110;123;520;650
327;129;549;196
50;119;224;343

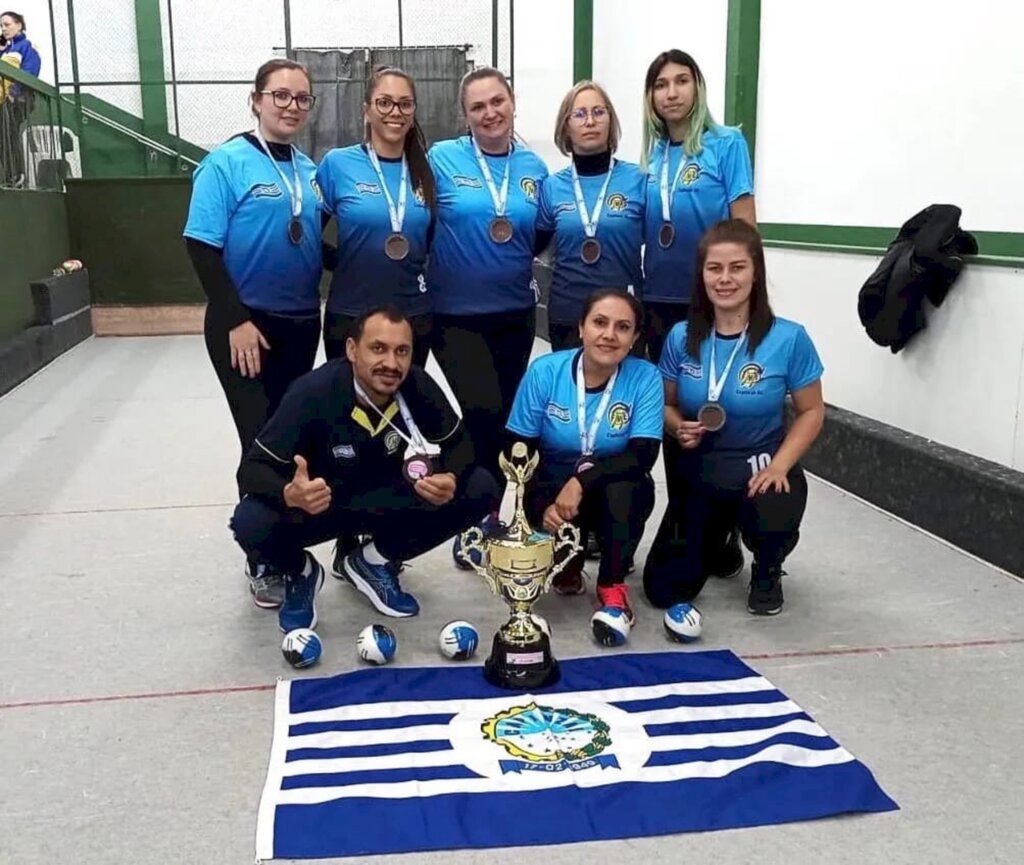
1;335;1022;865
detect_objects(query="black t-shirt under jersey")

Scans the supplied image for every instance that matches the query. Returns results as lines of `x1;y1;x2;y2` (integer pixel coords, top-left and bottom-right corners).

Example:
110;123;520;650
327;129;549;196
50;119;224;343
238;359;473;502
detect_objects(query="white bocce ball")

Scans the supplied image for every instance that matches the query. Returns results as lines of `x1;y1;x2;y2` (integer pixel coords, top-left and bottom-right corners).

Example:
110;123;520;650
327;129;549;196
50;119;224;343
591;607;631;647
356;624;397;665
281;628;323;669
664;603;704;642
439;620;480;660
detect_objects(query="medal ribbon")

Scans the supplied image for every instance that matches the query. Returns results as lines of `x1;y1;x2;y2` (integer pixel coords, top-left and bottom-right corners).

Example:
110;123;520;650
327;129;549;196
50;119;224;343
366;144;408;233
576;352;619;456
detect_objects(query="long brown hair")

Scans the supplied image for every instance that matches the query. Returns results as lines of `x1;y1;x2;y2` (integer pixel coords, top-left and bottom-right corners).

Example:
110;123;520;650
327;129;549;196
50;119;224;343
364;66;436;211
686;219;775;360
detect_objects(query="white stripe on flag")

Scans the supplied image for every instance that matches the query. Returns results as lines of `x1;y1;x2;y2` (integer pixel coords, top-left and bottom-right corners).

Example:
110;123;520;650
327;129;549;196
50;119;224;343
632;699;803;726
288;724;452;750
273;743;855;805
287;676;776;724
280;717;833;778
255;679;292;861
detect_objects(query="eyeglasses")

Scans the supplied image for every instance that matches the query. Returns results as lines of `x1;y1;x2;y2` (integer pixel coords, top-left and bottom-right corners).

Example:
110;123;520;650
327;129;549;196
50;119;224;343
374;96;417;116
260;89;316;111
570;106;609;123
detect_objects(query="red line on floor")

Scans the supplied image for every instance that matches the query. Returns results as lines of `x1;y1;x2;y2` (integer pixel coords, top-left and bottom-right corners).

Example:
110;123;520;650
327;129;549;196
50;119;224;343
2;636;1021;712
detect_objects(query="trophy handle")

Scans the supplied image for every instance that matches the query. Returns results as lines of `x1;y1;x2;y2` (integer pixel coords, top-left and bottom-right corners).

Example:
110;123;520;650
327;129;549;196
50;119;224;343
458;527;498;592
544;522;582;590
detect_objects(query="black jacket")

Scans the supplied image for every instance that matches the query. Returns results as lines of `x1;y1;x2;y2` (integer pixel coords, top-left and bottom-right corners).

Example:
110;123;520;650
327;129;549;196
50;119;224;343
857;204;977;353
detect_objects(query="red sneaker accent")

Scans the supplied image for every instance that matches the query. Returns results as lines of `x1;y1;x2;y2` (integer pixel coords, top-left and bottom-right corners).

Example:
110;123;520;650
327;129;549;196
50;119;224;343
596;583;635;626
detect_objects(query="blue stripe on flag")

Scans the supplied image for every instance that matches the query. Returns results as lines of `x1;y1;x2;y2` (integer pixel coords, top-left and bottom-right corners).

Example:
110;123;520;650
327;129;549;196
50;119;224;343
614;688;790;711
644;732;839;767
286;650;759;714
270;761;898;859
645;712;812;737
288;713;455;736
286;739;453;763
280;764;478;790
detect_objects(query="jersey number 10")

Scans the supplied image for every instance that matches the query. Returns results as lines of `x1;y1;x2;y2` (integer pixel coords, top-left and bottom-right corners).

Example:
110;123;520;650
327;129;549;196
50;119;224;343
746;453;771;476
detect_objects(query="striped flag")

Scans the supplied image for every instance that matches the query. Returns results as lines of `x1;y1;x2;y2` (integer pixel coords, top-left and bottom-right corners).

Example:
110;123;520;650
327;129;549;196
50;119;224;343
257;650;896;860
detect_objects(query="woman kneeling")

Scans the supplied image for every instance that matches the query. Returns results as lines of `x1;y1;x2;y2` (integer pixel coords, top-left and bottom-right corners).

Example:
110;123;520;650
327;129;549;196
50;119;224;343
645;219;825;615
506;289;664;635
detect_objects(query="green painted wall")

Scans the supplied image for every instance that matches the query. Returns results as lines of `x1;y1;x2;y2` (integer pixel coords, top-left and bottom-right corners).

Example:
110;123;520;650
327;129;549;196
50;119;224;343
65;177;203;305
0;191;71;340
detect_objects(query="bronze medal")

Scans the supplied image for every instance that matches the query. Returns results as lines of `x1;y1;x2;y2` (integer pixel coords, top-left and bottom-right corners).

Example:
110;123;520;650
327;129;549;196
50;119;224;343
658;222;675;249
489;216;514;244
580;238;602;265
385;232;410;261
697;402;727;432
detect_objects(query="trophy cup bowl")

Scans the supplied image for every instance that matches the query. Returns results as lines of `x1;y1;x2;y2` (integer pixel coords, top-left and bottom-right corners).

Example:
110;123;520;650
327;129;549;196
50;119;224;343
458;443;582;689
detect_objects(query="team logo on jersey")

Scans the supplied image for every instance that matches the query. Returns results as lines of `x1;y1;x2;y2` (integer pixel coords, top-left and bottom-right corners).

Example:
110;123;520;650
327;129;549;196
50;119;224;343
453;175;484;189
606;193;628;212
520;176;538;200
681;164;701;186
251;182;283;199
607;402;631;430
546;402;572;423
310;178;324;202
680;362;702;380
384;430;403;455
738;363;764;387
554;201;577;215
356;181;382;195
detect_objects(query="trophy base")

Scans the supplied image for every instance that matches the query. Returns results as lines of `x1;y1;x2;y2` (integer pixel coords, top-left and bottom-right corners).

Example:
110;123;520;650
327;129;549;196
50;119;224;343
483;632;560;690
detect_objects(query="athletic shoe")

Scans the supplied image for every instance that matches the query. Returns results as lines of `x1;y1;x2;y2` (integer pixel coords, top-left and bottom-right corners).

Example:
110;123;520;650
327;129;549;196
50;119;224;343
278;552;325;633
331;534;364;581
343;548;420;617
596;582;636;626
709;529;745;579
245;559;284;609
453;513;506;571
748;563;785;616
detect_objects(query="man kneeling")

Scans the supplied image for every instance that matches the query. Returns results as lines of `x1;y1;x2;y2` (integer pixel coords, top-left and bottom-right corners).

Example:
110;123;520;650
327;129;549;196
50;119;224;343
231;306;497;633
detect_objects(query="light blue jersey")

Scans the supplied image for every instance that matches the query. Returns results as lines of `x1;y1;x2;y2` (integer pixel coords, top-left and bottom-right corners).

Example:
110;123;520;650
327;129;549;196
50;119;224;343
316;144;432;317
508;349;664;486
643;126;753;303
538;160;647;323
428;137;549;315
659;318;823;489
183;135;323;313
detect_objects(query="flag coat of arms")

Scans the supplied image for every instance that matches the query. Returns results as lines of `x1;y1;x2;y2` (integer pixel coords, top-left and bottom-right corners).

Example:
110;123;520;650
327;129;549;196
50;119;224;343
257;650;897;860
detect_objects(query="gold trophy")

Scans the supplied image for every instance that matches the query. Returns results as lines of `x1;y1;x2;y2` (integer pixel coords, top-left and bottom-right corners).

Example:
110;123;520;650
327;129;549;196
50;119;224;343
458;442;582;689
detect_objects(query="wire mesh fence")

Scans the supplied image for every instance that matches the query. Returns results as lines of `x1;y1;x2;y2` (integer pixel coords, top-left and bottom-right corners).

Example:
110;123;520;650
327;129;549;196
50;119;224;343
41;0;514;181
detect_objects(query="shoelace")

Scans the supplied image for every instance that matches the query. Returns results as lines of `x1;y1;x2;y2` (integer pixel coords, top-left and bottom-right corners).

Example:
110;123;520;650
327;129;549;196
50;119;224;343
597;583;631;610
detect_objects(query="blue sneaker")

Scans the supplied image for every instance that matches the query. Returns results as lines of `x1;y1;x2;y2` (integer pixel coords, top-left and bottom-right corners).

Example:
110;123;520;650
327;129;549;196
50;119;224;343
343;548;420;617
278;553;325;633
453;513;506;571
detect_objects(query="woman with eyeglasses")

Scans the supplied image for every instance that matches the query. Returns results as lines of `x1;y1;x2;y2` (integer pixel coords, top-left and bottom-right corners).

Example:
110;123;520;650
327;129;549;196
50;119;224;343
640;49;755;363
427;67;549;564
316;66;436;366
184;59;323;610
538;81;647;352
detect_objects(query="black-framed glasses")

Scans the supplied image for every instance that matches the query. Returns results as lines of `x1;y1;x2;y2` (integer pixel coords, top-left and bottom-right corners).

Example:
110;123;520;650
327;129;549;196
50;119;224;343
260;89;316;111
374;96;416;116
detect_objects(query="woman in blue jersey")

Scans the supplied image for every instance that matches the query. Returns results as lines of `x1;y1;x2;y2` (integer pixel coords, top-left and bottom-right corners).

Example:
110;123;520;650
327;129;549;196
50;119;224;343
506;289;663;641
538;81;647;352
641;49;755;363
645;220;824;616
184;59;323;609
317;66;435;366
429;67;550;554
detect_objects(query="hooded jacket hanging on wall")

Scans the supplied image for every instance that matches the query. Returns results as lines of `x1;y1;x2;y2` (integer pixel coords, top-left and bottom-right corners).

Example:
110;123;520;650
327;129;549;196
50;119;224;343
857;204;978;353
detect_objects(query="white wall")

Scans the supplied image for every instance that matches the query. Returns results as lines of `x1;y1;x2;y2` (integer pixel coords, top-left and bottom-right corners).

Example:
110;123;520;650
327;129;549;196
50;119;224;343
593;0;728;164
15;1;55;86
756;0;1024;231
767;250;1024;471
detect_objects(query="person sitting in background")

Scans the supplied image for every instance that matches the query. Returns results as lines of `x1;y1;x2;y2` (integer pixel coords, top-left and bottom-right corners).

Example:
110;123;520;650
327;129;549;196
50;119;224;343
505;289;663;635
645;220;824;616
230;307;497;634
